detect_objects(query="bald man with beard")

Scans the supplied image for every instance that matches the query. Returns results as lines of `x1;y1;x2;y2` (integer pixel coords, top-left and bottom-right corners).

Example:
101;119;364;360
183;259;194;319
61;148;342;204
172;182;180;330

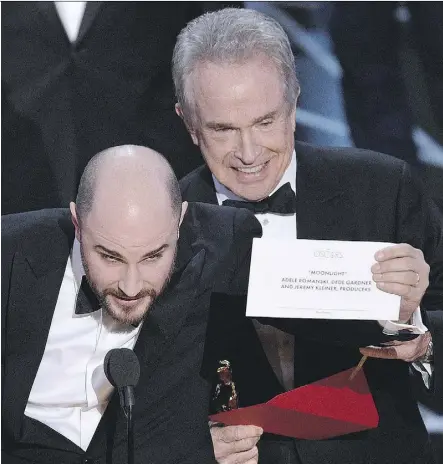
1;145;262;464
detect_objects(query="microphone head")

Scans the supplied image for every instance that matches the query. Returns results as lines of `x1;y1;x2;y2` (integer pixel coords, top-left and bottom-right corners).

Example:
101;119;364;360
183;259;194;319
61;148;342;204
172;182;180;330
104;348;140;388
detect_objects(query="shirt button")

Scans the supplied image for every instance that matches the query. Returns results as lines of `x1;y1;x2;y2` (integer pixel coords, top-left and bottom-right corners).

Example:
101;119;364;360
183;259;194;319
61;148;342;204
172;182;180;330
262;219;269;226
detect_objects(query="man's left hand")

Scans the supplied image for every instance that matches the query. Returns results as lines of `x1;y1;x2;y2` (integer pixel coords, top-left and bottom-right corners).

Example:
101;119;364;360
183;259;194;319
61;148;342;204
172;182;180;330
360;331;432;362
371;243;430;322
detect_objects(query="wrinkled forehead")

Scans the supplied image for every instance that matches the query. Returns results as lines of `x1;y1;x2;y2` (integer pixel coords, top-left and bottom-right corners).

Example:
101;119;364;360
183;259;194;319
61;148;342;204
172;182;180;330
191;59;286;120
82;204;179;251
191;54;284;91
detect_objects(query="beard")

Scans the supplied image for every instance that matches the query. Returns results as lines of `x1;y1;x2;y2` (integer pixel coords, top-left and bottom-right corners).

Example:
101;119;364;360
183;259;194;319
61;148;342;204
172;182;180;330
80;244;177;326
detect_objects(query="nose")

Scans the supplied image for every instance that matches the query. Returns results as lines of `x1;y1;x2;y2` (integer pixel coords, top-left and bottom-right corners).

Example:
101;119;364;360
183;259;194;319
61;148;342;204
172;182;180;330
118;265;143;298
237;129;258;165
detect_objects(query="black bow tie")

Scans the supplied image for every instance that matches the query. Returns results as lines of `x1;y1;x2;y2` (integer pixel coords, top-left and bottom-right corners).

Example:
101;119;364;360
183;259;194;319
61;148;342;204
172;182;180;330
75;276;101;315
75;276;141;327
222;182;296;214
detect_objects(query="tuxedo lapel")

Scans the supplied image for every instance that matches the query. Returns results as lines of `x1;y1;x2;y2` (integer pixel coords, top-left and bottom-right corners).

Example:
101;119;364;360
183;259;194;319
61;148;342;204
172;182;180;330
295;143;356;241
133;248;207;386
3;210;75;444
34;2;102;47
3;253;67;441
181;165;218;205
35;2;71;46
76;2;103;46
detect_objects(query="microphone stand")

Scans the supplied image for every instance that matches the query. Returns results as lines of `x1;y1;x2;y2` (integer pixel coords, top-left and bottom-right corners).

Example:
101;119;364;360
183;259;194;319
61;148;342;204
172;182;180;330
104;348;140;464
126;404;134;464
120;387;135;464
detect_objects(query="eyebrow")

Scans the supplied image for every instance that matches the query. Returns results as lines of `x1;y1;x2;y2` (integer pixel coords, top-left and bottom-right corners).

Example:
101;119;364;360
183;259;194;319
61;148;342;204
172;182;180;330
94;244;169;261
251;110;279;125
206;121;236;131
205;110;279;131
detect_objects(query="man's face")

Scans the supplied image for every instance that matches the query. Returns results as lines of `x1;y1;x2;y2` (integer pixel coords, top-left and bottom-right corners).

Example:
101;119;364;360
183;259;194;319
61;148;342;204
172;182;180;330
183;57;296;201
73;203;183;326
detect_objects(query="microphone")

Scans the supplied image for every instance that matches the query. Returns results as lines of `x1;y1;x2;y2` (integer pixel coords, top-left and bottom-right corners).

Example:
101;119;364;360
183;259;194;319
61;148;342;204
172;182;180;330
104;348;140;464
104;348;140;409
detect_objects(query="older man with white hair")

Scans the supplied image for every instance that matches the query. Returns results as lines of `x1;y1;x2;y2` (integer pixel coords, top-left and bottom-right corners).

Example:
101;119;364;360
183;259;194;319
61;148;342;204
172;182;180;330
175;8;443;464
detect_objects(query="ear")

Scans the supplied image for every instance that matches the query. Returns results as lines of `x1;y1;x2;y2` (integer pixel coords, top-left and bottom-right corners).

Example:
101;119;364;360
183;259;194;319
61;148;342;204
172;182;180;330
174;102;184;120
291;108;296;132
177;201;189;238
70;202;81;241
291;91;300;133
175;103;198;146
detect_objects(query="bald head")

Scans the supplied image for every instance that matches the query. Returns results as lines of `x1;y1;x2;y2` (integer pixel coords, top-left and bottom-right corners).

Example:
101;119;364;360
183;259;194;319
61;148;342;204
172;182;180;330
71;145;185;326
75;145;182;226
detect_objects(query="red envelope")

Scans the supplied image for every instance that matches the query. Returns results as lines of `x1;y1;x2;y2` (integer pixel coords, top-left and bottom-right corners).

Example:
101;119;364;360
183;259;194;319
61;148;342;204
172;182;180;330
209;366;379;439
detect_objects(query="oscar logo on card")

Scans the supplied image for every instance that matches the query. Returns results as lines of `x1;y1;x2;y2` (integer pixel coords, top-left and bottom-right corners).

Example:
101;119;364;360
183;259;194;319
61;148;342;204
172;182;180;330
210;360;239;414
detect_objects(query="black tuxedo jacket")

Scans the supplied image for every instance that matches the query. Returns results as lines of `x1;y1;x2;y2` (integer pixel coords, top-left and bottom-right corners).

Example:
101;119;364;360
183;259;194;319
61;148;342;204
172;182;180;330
1;203;261;464
1;2;206;213
180;141;443;464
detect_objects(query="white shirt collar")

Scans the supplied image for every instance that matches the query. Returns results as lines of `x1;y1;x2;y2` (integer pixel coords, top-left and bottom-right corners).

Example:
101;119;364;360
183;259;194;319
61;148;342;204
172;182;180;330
71;238;86;292
213;150;297;204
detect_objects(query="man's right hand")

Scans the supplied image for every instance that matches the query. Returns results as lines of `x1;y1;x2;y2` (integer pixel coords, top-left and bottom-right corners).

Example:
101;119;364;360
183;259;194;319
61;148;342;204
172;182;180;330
210;424;263;464
360;331;432;362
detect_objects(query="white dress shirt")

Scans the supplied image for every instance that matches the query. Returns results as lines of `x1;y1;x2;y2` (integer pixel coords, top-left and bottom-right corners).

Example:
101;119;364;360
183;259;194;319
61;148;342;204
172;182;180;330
215;153;298;390
25;239;142;451
214;150;432;389
54;1;87;43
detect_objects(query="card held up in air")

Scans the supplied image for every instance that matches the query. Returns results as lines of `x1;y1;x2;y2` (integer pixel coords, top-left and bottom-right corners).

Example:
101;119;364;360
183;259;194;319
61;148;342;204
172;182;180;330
246;239;400;320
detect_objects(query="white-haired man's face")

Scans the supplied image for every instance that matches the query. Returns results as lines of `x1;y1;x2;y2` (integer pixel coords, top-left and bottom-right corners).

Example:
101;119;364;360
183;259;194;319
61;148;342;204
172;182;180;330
179;56;296;201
